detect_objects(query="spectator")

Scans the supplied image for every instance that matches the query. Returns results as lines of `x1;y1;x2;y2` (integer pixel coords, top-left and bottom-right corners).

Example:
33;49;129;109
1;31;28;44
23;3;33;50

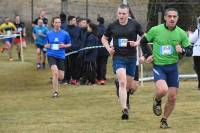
60;13;71;84
80;22;98;85
64;16;81;85
60;12;68;31
77;18;90;81
96;17;109;85
190;16;200;90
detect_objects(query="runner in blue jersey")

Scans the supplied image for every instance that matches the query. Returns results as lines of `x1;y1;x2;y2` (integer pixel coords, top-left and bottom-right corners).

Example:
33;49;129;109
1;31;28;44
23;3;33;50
45;17;71;97
33;19;48;69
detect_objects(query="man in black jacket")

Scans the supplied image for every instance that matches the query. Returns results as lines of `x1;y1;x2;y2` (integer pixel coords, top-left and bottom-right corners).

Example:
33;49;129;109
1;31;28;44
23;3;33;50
96;17;109;85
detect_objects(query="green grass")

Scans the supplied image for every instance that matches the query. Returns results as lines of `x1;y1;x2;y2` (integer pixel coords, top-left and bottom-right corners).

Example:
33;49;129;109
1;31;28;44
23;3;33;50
0;44;199;133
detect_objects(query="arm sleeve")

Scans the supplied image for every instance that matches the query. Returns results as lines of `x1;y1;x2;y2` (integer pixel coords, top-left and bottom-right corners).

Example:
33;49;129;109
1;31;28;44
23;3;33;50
182;45;193;57
181;31;193;57
140;36;152;59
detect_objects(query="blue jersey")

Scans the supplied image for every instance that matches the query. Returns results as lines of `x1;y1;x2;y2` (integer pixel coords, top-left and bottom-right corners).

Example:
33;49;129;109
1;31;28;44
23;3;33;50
33;25;48;45
46;30;71;59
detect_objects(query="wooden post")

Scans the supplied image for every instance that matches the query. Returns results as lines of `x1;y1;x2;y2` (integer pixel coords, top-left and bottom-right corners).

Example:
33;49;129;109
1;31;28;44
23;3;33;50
19;33;24;62
86;0;88;18
122;0;128;5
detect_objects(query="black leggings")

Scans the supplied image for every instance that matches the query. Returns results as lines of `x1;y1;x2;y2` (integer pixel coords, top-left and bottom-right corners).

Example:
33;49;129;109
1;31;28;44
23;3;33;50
80;61;96;85
193;56;200;88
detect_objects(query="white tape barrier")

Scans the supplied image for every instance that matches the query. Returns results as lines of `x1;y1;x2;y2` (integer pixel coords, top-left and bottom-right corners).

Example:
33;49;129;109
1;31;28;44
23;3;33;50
0;34;24;62
0;34;20;39
65;45;105;56
139;74;197;82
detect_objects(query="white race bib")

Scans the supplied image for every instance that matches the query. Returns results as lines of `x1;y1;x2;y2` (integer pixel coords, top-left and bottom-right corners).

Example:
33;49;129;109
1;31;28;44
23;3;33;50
17;27;22;32
51;44;59;50
118;38;128;47
6;30;12;35
160;45;173;55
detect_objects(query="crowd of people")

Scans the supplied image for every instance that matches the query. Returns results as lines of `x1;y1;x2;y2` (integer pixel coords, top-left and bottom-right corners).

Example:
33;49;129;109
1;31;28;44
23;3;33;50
0;10;109;86
0;5;200;129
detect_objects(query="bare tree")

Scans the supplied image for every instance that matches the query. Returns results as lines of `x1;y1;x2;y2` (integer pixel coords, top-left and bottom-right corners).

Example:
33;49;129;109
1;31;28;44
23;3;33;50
147;0;200;31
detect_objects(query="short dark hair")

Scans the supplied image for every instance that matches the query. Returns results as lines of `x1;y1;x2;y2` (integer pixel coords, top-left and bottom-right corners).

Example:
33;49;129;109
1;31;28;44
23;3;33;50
97;17;104;24
119;4;129;10
88;22;98;36
60;13;66;22
51;16;60;27
68;15;76;22
164;8;179;16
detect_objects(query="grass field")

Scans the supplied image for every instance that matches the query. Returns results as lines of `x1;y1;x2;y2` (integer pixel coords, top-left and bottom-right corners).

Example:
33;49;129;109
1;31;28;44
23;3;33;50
0;44;200;133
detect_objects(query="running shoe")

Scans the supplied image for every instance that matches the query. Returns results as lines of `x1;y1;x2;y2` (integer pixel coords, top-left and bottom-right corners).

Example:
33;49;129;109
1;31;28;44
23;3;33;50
96;80;101;85
36;63;41;69
160;118;168;129
128;89;134;95
71;80;78;85
100;80;106;85
121;108;129;120
9;57;13;61
42;63;46;69
153;97;162;116
52;91;59;98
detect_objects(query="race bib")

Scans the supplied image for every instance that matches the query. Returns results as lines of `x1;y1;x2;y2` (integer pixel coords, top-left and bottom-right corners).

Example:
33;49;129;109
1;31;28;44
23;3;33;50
6;30;12;35
118;38;128;47
160;45;173;55
17;27;22;32
38;30;42;34
51;44;59;50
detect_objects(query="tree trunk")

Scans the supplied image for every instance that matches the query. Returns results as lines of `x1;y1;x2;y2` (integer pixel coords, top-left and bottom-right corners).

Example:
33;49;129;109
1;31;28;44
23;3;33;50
147;0;200;31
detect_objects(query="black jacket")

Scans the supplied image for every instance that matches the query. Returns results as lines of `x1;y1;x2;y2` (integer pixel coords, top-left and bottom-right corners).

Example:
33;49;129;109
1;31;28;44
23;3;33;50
84;32;98;62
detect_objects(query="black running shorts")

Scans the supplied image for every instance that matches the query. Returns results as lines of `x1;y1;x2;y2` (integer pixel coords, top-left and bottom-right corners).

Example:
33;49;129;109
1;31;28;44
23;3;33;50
48;56;65;71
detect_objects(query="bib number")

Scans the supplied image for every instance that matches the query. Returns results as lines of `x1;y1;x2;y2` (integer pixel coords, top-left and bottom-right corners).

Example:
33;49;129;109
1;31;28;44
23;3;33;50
118;38;128;47
17;27;22;32
51;44;59;50
6;30;12;35
160;45;173;55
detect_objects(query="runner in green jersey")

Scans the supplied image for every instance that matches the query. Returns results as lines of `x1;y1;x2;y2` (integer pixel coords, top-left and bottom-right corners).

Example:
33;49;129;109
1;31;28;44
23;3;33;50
140;8;192;129
145;23;189;65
